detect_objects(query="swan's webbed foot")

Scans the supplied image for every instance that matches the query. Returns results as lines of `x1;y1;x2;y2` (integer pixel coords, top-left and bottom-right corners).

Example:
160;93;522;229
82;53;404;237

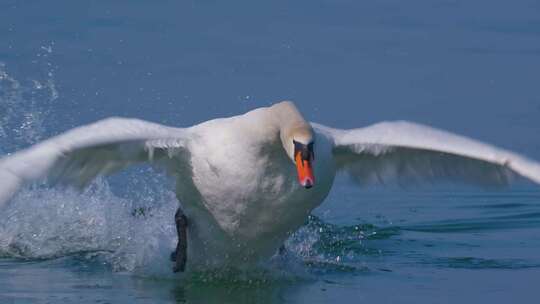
172;207;188;272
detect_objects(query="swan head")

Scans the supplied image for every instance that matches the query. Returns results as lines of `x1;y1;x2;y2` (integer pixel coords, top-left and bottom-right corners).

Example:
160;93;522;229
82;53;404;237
283;126;315;189
273;101;315;189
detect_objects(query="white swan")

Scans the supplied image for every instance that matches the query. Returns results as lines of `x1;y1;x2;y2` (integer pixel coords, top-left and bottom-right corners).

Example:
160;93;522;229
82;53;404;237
1;101;540;271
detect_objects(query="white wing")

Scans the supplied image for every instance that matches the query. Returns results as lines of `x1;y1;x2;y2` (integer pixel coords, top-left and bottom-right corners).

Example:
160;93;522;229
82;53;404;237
313;121;540;187
0;117;191;208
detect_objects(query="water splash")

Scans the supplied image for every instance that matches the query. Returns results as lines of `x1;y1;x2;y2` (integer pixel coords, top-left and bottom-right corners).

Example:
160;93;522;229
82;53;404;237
0;175;388;279
0;173;179;275
0;45;59;154
284;215;398;274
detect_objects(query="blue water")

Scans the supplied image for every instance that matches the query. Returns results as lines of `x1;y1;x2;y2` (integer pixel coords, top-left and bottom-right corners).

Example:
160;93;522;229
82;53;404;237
1;0;540;303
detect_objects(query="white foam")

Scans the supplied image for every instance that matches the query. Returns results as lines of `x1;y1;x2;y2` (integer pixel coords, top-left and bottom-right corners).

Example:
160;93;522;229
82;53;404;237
0;174;180;273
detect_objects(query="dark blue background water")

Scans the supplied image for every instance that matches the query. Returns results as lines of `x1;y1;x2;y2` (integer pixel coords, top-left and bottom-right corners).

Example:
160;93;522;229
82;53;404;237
1;0;540;303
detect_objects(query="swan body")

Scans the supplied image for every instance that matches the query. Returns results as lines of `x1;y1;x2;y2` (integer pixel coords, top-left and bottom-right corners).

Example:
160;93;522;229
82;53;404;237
1;101;540;270
171;103;335;267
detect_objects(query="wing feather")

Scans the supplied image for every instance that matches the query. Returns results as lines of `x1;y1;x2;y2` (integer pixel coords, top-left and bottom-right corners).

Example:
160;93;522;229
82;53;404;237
0;117;190;208
312;121;540;187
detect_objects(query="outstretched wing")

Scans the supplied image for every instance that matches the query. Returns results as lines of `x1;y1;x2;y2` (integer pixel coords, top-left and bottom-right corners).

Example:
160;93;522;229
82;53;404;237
313;121;540;187
0;117;191;208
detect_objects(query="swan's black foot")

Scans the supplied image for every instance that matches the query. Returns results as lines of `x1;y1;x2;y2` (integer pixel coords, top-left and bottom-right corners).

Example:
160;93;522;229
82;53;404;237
172;207;188;273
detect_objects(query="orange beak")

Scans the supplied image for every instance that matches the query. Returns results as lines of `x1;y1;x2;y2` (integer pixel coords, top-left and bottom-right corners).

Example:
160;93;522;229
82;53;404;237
295;151;315;189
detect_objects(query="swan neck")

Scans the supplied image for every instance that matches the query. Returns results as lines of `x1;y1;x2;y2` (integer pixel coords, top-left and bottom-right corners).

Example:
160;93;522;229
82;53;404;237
268;101;312;160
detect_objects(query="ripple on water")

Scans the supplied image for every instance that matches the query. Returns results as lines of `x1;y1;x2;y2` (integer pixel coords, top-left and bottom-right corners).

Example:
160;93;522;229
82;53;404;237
401;211;540;233
426;257;540;270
